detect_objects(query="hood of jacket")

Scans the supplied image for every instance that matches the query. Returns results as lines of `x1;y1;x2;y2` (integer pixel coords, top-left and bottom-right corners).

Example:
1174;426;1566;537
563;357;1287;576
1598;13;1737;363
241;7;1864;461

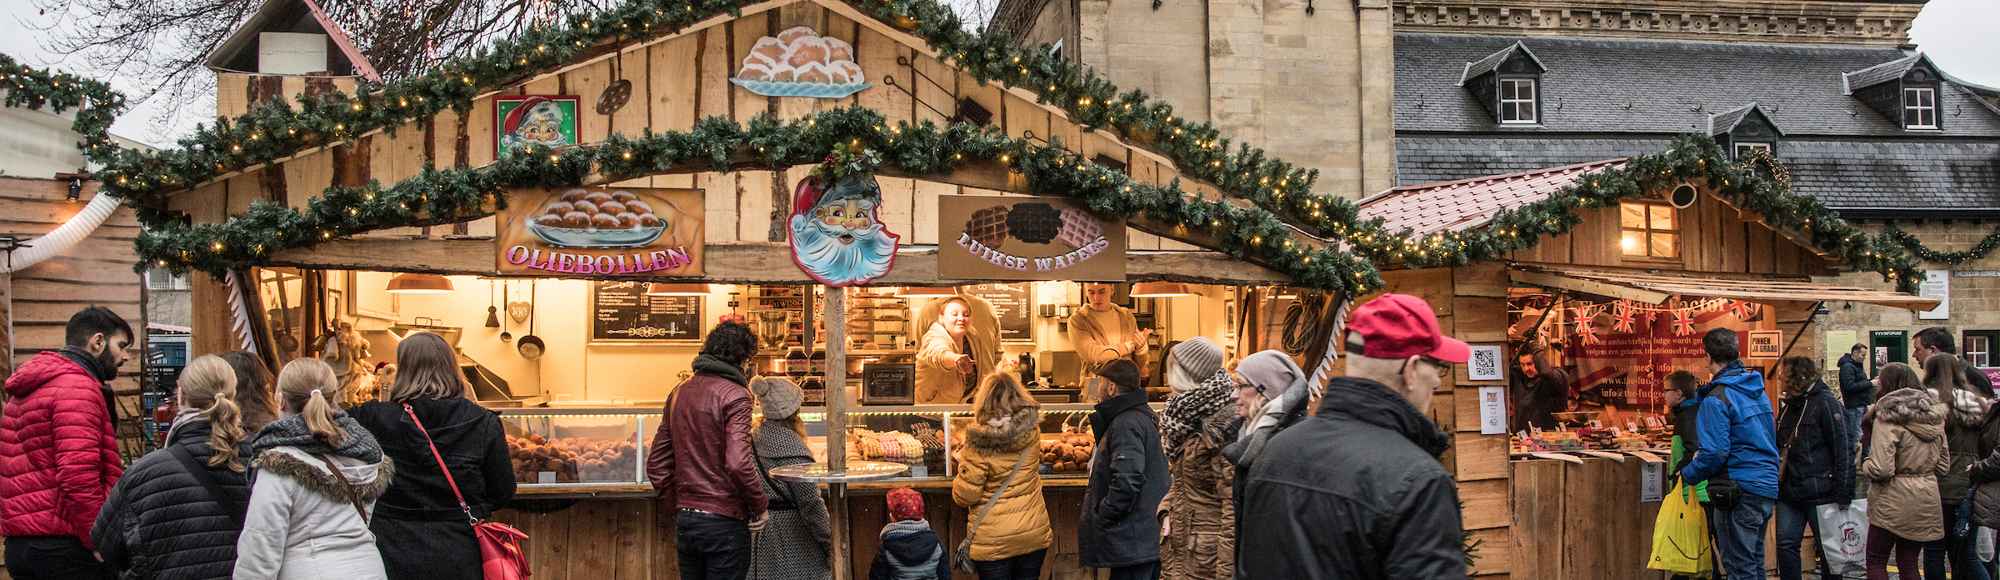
691;354;749;386
1877;388;1947;442
965;407;1039;454
1707;361;1772;404
1089;390;1155;444
1317;376;1451;458
4;351;97;398
879;519;943;566
1783;381;1834;405
252;446;394;502
1937;387;1992;428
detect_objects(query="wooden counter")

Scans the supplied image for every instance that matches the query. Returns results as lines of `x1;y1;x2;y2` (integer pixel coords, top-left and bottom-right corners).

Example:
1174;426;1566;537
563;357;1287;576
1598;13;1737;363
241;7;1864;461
496;478;1099;580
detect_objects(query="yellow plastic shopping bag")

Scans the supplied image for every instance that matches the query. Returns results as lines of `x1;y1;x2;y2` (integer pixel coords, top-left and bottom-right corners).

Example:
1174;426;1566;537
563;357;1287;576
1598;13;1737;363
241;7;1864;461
1648;482;1715;577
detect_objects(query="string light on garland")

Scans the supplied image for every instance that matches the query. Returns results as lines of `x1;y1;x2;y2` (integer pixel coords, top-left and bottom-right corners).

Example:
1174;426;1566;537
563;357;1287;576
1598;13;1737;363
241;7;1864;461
1885;224;2000;266
0;53;125;166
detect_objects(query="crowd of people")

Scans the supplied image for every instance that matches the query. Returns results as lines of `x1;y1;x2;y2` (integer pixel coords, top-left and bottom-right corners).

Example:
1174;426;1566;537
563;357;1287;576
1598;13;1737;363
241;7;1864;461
1663;325;2000;580
0;306;514;580
652;292;1472;580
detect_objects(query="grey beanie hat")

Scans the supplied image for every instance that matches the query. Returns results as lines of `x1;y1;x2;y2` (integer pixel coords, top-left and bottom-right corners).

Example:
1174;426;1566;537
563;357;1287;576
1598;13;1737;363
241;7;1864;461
1237;350;1305;399
750;376;804;420
1170;337;1226;392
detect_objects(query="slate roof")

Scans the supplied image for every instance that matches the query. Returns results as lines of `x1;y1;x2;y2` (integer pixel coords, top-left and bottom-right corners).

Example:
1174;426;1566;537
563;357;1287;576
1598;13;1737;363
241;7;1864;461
1460;42;1545;86
1395;34;2000;138
1842;54;1925;95
1394;136;2000;211
1357;159;1625;238
1708;103;1783;137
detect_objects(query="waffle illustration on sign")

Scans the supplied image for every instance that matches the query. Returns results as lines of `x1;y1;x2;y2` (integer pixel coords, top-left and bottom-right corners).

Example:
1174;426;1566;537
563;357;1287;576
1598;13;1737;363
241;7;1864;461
1006;203;1063;244
965;205;1010;249
1056;207;1102;250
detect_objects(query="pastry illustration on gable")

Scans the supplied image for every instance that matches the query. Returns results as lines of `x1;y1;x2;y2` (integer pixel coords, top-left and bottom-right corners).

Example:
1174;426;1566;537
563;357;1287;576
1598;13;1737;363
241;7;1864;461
731;26;871;98
528;188;689;248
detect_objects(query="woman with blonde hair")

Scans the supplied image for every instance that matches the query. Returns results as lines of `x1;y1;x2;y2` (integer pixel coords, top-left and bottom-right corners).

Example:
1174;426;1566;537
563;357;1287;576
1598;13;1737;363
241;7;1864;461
348;331;514;580
91;354;251;580
952;372;1054;580
236;358;393;580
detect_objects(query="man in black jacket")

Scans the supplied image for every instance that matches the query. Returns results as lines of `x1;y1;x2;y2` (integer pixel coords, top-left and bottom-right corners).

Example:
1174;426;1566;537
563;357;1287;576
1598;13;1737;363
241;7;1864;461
1238;294;1468;580
1079;359;1170;580
1837;343;1874;454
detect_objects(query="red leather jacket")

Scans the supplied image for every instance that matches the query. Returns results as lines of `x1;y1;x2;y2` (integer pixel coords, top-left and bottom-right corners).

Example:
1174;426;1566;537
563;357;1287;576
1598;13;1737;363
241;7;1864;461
0;352;124;547
647;372;768;520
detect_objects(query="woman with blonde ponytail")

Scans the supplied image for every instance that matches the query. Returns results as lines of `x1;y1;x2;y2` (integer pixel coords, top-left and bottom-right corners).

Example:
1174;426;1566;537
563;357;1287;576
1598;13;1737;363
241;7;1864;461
90;355;253;580
235;358;392;580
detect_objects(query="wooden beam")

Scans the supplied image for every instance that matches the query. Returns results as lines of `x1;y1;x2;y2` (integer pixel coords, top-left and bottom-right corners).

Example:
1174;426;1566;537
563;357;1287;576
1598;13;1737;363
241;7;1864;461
1508;269;1672;304
266;238;1293;284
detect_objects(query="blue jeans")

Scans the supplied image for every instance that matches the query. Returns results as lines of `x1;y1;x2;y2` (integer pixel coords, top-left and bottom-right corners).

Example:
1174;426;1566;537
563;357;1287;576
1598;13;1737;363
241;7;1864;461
1845;405;1868;456
1923;503;1990;580
1716;493;1777;580
1777;500;1833;580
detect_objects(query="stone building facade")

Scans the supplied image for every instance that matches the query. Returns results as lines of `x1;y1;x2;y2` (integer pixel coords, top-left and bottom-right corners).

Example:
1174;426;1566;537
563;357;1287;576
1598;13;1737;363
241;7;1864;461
988;0;1397;200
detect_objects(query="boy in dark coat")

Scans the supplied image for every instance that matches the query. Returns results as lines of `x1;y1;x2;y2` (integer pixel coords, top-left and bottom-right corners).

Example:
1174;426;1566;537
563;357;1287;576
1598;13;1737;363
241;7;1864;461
1080;360;1170;580
869;487;950;580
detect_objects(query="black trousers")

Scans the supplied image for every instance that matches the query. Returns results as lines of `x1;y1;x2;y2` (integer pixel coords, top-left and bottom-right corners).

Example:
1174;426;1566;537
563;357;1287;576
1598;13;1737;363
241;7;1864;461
1106;560;1162;580
974;548;1048;580
677;510;752;580
4;536;116;580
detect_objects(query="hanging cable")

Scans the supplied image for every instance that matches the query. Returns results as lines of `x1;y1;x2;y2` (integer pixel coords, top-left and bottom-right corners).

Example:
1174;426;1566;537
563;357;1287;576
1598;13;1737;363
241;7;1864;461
1282;289;1330;355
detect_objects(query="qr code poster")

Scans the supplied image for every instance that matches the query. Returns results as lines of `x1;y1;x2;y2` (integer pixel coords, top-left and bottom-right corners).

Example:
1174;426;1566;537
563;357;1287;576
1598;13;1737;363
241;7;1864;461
1468;345;1503;381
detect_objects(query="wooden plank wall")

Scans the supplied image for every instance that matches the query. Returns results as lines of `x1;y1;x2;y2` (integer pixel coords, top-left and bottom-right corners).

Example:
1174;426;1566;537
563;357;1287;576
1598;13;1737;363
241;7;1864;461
1510;458;1664;580
494;488;1095;580
0;177;147;458
1509;193;1832;277
177;0;1202;257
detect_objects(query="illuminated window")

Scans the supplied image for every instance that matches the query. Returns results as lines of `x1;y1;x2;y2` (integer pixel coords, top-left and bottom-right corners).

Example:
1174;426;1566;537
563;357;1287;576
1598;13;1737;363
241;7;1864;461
1620;202;1679;259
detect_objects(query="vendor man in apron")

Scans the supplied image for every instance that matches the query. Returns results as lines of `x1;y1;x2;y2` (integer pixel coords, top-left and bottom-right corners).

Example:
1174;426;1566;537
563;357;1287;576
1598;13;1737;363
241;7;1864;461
1068;283;1151;387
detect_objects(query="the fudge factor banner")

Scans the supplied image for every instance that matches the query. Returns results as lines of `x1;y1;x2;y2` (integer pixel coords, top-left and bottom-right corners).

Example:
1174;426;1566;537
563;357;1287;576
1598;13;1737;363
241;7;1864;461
496;187;705;277
938;194;1126;281
1565;299;1763;407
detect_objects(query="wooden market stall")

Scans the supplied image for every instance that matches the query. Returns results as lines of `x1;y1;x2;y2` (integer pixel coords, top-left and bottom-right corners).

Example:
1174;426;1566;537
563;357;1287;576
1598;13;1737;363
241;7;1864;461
1354;157;1940;579
113;0;1357;579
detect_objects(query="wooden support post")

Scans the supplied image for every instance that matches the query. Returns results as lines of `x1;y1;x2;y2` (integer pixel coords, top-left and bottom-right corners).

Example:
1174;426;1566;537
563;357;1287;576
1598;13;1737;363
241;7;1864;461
1;269;12;384
823;284;851;580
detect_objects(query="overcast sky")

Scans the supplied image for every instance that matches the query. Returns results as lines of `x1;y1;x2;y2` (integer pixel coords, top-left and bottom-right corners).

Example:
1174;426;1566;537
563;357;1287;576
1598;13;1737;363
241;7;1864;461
1;0;1993;148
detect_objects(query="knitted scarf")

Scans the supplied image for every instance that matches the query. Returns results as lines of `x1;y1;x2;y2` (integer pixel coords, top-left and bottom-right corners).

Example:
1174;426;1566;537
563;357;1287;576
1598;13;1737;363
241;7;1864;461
1161;368;1235;456
245;410;384;485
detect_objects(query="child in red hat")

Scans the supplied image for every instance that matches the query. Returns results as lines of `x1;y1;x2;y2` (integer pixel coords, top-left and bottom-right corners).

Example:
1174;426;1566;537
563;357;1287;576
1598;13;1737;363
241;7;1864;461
868;487;950;580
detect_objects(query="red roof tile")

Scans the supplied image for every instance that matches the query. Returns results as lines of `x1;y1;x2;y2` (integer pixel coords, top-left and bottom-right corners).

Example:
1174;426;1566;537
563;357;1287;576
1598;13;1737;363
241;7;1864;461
1356;159;1627;238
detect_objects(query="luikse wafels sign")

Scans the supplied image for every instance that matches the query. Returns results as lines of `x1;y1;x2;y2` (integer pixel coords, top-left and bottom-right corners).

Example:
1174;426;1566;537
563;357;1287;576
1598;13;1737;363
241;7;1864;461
938;194;1125;281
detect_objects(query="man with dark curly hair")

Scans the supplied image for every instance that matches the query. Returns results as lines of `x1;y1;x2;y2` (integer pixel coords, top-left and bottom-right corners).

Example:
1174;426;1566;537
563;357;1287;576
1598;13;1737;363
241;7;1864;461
649;320;770;580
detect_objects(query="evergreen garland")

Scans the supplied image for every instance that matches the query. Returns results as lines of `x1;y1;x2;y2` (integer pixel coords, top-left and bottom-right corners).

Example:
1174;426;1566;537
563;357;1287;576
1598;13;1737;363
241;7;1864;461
0;53;126;165
1885;224;2000;266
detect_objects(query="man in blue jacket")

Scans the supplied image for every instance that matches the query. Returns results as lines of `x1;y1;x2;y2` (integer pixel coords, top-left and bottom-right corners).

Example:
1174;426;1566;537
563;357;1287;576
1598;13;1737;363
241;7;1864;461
1680;328;1781;580
1837;343;1874;453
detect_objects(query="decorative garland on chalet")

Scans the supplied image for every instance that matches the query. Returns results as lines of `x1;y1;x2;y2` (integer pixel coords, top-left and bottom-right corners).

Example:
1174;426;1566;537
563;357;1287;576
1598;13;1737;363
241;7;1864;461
1885;224;2000;266
95;0;1927;293
0;53;125;165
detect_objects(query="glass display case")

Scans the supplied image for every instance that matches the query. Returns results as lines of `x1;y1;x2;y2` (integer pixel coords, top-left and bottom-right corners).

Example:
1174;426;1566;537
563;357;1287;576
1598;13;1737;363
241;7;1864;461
499;409;650;487
845;409;951;479
949;407;1098;479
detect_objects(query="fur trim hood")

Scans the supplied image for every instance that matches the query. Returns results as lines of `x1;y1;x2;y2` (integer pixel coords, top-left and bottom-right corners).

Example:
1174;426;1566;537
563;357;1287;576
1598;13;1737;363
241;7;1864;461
252;447;395;503
1935;387;1992;427
1877;388;1947;441
965;407;1039;454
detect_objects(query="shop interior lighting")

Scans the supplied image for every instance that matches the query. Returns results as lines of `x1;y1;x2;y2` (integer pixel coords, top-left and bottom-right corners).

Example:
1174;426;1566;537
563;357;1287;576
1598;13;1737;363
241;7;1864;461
894;286;958;298
1129;282;1193;297
645;283;711;296
385;273;455;293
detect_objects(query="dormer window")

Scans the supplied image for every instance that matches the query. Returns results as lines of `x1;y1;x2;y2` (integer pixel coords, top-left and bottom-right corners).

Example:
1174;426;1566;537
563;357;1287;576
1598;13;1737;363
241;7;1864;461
1904;86;1938;129
1709;103;1784;160
1844;53;1946;132
1499;78;1538;124
1458;42;1547;126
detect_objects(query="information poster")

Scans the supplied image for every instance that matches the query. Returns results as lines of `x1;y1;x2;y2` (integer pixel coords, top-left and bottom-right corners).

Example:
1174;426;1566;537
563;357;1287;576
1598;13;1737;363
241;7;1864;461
589;281;704;344
1920;269;1951;320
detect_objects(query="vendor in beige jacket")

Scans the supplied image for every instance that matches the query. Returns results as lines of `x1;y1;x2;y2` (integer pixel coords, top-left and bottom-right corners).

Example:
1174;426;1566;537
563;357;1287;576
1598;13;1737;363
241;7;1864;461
917;297;999;404
1067;283;1151;377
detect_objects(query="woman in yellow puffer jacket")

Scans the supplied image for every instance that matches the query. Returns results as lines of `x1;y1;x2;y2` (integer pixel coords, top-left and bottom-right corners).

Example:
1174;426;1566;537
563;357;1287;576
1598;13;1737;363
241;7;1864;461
952;373;1054;580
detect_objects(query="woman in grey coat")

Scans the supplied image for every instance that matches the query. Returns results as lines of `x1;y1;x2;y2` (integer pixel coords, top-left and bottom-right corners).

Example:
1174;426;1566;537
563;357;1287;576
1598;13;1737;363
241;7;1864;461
748;376;832;580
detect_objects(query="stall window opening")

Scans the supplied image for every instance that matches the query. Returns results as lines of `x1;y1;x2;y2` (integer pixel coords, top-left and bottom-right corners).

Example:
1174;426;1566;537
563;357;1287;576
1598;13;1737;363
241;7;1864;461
1619;202;1678;258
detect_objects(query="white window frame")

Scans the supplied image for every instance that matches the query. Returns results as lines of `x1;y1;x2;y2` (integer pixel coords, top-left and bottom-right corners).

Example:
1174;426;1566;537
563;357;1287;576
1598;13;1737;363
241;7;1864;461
1969;335;1991;368
1499;78;1538;124
1904;86;1938;129
1734;142;1772;159
145;267;190;291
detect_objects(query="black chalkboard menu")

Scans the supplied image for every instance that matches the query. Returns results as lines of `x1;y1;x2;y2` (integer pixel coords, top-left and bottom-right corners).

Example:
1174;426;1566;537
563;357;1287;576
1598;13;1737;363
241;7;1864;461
861;363;916;405
963;283;1032;342
590;281;705;344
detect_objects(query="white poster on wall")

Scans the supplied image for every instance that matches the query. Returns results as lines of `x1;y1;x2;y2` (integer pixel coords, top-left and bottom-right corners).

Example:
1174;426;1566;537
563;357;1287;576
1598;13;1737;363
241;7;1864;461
1641;461;1665;502
1468;345;1503;381
1921;269;1951;320
1478;385;1508;435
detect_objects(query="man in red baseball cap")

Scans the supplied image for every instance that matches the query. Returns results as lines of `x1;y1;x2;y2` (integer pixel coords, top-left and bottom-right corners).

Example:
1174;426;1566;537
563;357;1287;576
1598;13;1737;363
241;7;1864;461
1237;294;1469;580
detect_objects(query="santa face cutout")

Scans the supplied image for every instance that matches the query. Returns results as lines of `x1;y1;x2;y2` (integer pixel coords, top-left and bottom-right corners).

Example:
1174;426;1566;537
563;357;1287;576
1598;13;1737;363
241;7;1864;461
496;96;578;156
789;175;899;286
